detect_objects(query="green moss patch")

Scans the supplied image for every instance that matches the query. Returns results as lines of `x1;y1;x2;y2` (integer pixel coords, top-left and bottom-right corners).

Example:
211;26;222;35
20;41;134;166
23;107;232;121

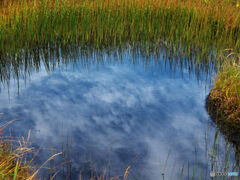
206;59;240;144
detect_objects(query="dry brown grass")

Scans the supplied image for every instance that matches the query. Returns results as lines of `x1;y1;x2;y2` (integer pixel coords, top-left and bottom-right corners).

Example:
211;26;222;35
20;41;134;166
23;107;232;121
0;121;62;180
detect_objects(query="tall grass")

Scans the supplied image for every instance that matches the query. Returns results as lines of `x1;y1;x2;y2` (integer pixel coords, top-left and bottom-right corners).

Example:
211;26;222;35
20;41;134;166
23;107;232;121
0;0;240;57
0;0;239;88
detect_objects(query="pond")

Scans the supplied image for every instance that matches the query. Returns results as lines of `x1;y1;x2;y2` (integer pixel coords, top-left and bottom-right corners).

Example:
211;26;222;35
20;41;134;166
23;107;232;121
0;46;238;179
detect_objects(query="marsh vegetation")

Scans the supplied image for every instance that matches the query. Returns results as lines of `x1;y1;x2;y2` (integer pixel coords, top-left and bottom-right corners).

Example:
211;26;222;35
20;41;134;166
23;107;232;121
0;0;240;179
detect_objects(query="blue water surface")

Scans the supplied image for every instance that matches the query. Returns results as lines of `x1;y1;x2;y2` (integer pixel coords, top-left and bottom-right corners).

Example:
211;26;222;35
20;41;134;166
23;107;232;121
0;49;235;179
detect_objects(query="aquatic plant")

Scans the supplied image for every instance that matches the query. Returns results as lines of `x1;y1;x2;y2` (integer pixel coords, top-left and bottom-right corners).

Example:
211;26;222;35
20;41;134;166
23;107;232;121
0;0;239;56
0;0;239;88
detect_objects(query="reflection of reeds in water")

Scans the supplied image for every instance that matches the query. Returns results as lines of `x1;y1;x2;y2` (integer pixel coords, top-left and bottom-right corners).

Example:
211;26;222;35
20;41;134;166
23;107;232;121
162;130;239;179
0;43;217;90
208;130;239;179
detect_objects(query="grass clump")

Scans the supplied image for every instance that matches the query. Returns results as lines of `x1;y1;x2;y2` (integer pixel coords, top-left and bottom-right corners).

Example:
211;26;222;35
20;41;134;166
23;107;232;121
0;133;35;179
0;134;63;180
206;54;240;139
0;119;62;180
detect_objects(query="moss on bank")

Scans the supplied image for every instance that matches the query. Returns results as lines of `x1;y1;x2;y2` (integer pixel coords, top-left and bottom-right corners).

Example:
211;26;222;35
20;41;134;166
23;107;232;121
206;57;240;142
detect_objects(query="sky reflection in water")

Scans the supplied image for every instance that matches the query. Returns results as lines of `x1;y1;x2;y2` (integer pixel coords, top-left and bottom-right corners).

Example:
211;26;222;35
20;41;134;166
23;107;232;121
0;50;230;179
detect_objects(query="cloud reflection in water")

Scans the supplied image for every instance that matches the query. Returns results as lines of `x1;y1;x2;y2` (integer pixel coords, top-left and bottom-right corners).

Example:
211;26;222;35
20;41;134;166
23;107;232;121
0;55;214;179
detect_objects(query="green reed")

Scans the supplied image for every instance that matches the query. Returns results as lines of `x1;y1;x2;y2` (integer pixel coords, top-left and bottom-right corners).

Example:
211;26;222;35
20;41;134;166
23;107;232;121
1;0;239;86
0;0;240;58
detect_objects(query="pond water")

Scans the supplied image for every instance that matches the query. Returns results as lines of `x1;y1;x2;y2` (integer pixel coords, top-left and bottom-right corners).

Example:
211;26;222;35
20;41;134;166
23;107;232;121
0;47;238;179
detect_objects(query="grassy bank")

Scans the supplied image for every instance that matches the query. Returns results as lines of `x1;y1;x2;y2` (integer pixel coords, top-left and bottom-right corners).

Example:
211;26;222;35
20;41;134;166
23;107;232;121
206;54;240;141
0;0;240;57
